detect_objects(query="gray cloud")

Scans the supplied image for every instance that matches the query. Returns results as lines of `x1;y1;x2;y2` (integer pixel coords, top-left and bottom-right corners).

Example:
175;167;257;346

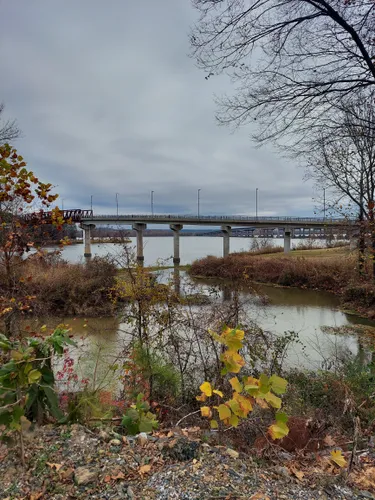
0;0;316;218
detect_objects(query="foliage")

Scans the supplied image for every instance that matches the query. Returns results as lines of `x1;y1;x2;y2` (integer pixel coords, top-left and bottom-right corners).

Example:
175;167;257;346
122;342;181;403
121;393;159;435
0;327;76;463
197;327;289;439
0;144;61;335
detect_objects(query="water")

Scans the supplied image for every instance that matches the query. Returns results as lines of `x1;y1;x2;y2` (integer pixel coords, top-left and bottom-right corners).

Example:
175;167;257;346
57;236;313;266
36;237;374;388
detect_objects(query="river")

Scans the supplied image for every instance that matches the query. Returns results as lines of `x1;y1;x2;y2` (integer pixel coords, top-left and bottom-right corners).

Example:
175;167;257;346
39;237;374;390
56;236;312;266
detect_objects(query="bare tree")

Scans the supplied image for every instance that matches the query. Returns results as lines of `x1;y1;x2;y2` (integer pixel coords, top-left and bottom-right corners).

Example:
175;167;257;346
0;103;20;144
306;96;375;274
191;0;375;148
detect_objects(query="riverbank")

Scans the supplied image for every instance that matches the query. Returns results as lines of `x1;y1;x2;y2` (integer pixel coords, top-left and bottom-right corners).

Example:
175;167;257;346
189;247;375;319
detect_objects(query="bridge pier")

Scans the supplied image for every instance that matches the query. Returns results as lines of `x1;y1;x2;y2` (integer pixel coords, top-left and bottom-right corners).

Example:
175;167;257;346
81;224;95;258
221;225;232;258
284;229;291;253
132;223;147;264
170;224;183;264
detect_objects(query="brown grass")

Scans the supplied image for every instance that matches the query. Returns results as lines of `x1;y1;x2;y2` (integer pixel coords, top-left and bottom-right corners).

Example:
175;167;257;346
1;257;118;316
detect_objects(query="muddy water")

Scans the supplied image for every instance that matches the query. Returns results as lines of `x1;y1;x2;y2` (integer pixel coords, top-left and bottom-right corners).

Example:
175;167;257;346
29;271;375;395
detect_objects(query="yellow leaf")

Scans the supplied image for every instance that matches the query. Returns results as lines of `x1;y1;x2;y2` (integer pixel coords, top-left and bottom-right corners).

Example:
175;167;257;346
330;449;347;468
233;392;253;417
213;389;223;397
200;406;212;418
196;393;207;402
269;375;288;395
256;397;269;409
229;413;239;427
220;350;245;373
268;421;289;440
210;419;218;429
264;391;282;409
217;404;231;421
229;377;243;393
40;325;47;332
200;381;212;397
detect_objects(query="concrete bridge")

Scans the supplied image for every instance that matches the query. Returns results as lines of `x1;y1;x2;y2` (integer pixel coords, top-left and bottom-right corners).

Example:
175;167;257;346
78;213;352;263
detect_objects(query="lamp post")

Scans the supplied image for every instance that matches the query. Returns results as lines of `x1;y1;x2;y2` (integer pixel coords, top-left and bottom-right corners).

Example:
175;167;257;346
116;193;119;217
198;189;201;218
256;188;259;219
61;199;65;211
151;190;154;216
323;188;326;220
90;194;93;212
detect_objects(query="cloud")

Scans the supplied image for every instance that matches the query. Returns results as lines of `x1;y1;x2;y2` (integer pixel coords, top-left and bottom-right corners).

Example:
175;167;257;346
0;0;315;218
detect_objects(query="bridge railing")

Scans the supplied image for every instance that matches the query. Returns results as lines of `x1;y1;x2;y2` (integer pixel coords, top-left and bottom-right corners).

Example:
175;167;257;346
81;213;351;224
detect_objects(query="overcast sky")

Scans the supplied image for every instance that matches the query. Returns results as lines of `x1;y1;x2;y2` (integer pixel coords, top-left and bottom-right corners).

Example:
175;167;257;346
0;0;317;217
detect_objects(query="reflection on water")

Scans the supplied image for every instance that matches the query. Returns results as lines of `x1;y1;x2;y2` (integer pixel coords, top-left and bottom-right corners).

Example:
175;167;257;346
38;270;375;394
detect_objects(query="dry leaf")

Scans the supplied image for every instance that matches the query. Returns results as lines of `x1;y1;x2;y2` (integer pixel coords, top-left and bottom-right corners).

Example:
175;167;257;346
59;467;74;480
167;431;174;437
250;493;271;500
30;493;44;500
46;462;63;471
289;465;304;481
112;471;125;481
104;475;112;483
324;435;335;447
139;464;152;475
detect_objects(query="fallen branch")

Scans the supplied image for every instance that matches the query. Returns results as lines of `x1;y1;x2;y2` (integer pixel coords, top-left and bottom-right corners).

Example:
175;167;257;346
175;410;200;427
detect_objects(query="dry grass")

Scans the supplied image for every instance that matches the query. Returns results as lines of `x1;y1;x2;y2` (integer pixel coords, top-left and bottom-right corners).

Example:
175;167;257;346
1;257;117;316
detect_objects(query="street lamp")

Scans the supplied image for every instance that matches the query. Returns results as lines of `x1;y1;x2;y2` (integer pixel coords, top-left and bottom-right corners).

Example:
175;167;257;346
198;189;201;218
61;198;65;211
116;193;119;217
256;188;259;219
323;188;326;220
90;194;93;212
151;190;154;216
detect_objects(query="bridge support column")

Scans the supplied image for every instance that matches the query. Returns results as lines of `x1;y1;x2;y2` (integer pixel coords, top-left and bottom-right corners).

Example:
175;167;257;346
221;225;232;258
81;224;95;258
284;229;291;253
132;223;147;264
170;224;183;264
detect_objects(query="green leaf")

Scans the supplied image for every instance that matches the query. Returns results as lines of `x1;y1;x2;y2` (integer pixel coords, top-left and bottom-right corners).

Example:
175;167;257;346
269;421;289;440
275;412;288;424
210;419;218;429
43;386;64;420
269;375;288;395
28;369;42;384
258;374;270;394
121;415;139;435
0;410;12;426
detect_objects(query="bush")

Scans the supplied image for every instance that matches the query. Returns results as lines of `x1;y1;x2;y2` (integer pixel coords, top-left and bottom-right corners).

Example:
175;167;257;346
343;283;375;309
19;256;117;316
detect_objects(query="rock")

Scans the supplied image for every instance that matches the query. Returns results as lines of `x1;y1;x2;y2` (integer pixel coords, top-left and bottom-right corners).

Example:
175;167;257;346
127;485;135;499
137;432;148;446
225;448;239;459
98;430;110;441
274;466;290;478
161;437;200;461
74;467;98;486
109;439;122;446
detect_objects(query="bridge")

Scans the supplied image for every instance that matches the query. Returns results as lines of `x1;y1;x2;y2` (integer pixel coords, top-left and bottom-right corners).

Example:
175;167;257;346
22;210;353;262
78;213;352;262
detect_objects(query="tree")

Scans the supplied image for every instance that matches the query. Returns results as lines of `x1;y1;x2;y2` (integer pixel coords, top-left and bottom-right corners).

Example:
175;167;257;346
0;104;20;144
191;0;375;148
306;96;375;274
0;144;60;335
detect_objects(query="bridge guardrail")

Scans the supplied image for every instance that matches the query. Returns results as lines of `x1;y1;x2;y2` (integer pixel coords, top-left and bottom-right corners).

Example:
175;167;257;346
81;213;352;224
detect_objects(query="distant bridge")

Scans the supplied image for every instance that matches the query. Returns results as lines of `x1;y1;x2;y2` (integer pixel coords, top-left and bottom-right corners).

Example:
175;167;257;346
23;210;354;262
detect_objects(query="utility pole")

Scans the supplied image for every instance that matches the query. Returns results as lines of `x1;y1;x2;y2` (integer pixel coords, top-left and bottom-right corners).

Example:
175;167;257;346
198;189;201;218
90;194;93;212
151;190;154;216
116;193;119;217
323;188;326;220
256;188;259;219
